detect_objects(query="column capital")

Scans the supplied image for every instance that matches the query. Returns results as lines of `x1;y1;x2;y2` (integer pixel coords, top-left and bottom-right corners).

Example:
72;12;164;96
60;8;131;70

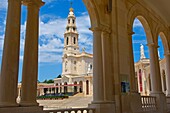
147;43;159;48
164;52;170;56
89;26;111;33
128;31;135;36
22;0;45;8
127;24;135;36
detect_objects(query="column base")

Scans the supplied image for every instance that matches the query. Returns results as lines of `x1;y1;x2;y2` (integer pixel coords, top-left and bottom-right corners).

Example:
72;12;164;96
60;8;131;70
121;92;143;113
0;106;43;113
19;101;39;107
89;101;116;113
166;90;170;97
150;92;166;113
0;102;19;107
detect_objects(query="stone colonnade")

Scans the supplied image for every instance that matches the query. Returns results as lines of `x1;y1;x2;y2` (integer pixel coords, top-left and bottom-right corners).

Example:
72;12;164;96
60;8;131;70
0;0;170;113
0;0;44;107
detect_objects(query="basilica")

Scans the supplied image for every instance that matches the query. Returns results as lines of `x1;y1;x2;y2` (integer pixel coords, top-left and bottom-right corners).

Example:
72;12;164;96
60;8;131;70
53;7;93;96
1;0;170;113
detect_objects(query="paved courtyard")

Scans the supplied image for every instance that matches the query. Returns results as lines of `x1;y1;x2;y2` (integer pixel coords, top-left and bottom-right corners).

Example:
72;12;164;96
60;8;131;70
37;93;93;110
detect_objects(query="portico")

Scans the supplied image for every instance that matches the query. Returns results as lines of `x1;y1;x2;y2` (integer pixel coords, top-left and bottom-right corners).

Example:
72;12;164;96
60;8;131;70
0;0;170;113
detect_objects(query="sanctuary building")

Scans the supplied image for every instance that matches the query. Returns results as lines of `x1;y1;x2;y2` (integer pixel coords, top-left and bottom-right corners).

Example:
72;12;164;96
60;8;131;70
53;7;93;96
135;44;168;96
23;7;94;97
2;0;170;113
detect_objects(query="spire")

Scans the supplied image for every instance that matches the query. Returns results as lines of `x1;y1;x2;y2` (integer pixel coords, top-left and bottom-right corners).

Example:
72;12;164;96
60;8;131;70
140;44;146;60
63;5;79;55
69;2;74;12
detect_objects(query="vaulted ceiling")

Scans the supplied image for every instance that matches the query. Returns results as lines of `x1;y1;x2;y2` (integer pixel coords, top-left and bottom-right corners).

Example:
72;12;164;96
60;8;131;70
143;0;170;25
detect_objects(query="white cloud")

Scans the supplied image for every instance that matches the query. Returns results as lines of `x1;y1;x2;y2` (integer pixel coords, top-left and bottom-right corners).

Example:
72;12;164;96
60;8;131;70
133;39;147;44
133;18;143;28
0;12;92;64
38;14;93;63
0;35;4;50
0;0;7;10
39;52;62;63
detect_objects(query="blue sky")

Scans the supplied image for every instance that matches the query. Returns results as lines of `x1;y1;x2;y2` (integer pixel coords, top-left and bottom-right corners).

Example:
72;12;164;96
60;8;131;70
0;0;164;82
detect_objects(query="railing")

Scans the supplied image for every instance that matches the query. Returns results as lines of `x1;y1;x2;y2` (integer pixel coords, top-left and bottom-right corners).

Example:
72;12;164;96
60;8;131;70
141;96;157;111
44;108;95;113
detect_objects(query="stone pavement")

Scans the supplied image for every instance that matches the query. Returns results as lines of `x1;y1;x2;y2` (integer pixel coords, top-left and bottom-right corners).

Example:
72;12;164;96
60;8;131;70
37;93;93;110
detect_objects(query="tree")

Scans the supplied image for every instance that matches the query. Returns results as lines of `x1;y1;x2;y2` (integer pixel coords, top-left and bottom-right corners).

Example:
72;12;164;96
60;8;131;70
57;74;62;78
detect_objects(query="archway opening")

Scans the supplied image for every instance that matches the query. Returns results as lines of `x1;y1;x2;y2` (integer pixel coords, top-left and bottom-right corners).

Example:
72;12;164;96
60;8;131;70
86;80;89;95
74;81;78;94
157;32;169;94
64;82;68;94
0;0;97;109
132;17;151;95
79;81;83;93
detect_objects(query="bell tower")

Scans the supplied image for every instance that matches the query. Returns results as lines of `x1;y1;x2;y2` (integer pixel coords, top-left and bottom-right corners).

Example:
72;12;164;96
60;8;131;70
63;6;79;55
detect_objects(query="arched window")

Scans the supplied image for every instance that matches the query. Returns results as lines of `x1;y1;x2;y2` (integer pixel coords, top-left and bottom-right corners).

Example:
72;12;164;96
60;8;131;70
67;27;69;31
88;64;92;72
68;19;70;24
74;37;76;44
72;19;75;24
66;37;69;45
90;64;92;70
73;27;75;31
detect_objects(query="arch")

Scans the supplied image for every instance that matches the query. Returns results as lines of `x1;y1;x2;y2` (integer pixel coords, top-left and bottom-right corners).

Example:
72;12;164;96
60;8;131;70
74;81;78;94
86;80;89;95
60;83;62;93
158;32;170;54
82;0;100;28
73;37;76;44
56;83;59;94
66;37;69;45
127;4;154;44
64;82;68;94
79;81;83;93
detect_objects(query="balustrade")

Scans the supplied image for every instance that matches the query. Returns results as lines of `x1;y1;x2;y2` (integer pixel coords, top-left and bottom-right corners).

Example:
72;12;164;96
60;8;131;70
141;96;157;111
44;108;95;113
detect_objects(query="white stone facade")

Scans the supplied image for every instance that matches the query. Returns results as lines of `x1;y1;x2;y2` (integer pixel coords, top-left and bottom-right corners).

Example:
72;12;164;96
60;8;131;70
54;7;93;96
135;44;168;96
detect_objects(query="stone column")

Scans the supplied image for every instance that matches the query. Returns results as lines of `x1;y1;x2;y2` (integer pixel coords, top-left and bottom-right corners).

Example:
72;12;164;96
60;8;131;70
165;53;170;96
20;0;44;106
147;43;162;93
89;27;115;113
127;29;137;93
101;31;114;101
0;0;21;107
92;28;104;103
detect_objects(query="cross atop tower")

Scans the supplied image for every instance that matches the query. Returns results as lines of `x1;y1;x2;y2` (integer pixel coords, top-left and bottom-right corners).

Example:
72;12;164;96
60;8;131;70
70;1;73;8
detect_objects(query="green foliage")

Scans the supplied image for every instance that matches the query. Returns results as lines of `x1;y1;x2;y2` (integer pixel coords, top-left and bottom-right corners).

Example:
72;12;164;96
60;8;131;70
57;74;62;78
42;79;54;83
